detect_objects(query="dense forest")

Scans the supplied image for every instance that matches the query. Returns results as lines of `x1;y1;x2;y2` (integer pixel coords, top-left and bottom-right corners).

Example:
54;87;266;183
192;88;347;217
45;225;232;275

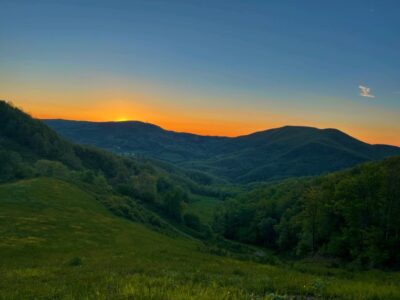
214;156;400;268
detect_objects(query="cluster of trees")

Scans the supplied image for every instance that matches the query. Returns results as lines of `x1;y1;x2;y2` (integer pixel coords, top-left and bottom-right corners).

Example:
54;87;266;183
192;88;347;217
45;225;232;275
214;156;400;268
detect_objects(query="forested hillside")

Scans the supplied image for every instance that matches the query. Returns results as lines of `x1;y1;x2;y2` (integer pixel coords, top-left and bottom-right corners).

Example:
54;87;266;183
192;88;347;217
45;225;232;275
0;101;215;235
214;156;400;268
45;119;400;183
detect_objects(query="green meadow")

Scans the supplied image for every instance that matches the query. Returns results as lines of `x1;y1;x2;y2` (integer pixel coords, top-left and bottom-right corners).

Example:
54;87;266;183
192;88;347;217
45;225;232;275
1;178;400;300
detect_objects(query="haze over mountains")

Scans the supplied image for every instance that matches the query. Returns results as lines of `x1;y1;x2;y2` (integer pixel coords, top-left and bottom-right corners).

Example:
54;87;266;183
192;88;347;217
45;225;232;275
45;119;400;183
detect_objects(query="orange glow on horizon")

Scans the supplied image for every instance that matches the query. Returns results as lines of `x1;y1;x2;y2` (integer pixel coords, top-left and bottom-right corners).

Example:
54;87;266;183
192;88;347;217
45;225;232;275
4;95;400;146
30;110;400;146
114;117;129;122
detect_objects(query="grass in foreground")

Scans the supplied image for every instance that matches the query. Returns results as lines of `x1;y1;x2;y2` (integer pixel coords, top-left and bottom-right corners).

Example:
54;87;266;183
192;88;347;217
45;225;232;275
0;178;399;299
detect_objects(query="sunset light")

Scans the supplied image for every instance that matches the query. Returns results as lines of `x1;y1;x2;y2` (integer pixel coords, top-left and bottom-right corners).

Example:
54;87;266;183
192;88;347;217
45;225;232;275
1;1;400;298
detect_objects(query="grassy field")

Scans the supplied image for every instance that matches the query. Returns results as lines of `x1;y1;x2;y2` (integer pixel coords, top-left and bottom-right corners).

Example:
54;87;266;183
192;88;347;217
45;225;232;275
187;195;222;224
1;178;400;299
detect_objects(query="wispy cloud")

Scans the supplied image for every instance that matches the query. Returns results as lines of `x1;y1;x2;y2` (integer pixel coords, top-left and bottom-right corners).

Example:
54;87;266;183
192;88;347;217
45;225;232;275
359;85;375;98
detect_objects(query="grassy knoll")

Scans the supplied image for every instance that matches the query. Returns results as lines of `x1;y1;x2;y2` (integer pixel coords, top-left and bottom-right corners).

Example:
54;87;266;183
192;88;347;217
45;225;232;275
1;178;399;299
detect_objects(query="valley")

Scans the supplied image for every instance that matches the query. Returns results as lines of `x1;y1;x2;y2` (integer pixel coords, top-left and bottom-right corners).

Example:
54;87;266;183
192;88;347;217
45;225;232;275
1;178;400;299
1;100;400;299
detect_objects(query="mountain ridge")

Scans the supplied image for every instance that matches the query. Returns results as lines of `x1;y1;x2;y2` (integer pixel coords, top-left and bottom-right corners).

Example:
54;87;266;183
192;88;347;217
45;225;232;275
44;119;400;183
44;119;398;146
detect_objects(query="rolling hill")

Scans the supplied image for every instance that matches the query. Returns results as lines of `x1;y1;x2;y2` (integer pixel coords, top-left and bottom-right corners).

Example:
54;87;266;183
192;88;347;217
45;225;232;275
45;119;400;183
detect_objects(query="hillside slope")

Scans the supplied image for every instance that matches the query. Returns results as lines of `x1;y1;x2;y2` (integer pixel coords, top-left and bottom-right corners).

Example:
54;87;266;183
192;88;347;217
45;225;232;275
1;177;400;299
45;120;400;183
0;100;226;232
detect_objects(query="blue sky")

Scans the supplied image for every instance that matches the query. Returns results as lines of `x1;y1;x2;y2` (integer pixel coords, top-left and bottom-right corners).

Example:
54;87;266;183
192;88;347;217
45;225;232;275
1;0;400;144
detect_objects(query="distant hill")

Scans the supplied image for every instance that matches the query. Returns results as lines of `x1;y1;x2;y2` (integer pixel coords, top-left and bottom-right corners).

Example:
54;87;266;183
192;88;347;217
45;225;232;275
45;119;400;183
43;119;227;161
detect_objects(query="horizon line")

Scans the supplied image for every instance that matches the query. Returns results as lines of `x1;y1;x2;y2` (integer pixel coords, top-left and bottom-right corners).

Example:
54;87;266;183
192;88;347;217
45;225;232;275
39;117;400;147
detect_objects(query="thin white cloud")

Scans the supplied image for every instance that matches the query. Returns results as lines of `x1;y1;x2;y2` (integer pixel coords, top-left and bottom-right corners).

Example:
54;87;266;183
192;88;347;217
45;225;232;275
359;85;375;98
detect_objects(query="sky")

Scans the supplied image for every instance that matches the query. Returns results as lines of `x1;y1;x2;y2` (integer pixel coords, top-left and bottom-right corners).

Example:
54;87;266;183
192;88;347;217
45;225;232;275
1;0;400;145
